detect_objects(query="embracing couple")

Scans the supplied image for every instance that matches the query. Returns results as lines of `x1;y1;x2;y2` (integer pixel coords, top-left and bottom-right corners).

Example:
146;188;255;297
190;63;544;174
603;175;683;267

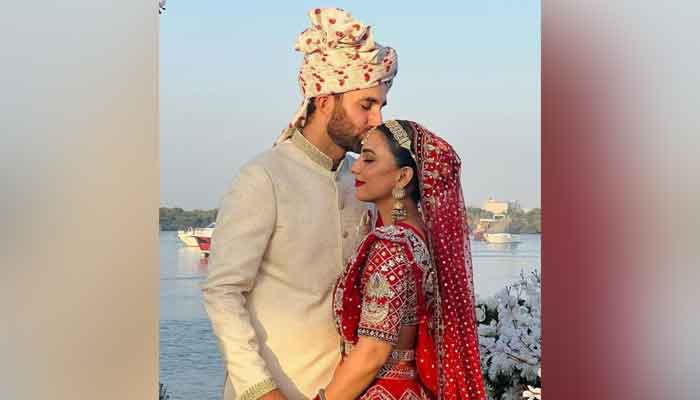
201;8;485;400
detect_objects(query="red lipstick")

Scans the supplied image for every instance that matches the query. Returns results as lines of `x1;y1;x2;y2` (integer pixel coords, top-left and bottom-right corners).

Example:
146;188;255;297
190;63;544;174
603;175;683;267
355;179;365;187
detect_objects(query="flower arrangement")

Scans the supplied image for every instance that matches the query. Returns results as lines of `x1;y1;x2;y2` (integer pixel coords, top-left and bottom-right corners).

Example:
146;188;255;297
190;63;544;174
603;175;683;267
159;383;171;400
476;270;542;400
522;372;542;400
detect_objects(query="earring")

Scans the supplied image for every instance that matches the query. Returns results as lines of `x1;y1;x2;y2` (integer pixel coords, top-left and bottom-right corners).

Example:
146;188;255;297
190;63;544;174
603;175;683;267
391;186;407;223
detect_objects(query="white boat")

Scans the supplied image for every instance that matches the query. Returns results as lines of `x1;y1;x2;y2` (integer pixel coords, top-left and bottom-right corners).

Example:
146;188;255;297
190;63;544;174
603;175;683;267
483;232;521;244
193;223;216;256
176;227;199;247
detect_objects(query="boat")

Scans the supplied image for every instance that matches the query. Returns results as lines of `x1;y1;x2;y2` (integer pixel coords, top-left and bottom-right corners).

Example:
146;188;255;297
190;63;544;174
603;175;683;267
472;214;507;241
192;222;216;256
479;214;521;245
176;227;199;247
473;218;493;241
483;232;521;244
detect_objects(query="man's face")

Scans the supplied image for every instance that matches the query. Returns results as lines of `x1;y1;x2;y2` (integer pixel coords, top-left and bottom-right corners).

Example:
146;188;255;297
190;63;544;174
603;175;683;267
327;84;388;153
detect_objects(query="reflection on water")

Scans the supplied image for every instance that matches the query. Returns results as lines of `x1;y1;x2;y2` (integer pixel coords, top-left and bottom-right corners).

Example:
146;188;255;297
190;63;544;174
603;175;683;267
471;234;541;297
159;231;541;400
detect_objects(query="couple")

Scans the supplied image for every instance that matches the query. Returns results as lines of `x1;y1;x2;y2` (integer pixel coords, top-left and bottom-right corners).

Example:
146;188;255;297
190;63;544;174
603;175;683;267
201;8;485;400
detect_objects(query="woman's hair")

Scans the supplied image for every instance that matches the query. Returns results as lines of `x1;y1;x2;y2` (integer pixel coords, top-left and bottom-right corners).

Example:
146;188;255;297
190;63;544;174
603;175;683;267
375;120;421;203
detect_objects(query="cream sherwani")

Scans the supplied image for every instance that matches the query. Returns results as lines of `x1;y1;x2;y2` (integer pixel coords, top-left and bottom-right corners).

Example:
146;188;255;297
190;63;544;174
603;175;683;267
201;130;369;400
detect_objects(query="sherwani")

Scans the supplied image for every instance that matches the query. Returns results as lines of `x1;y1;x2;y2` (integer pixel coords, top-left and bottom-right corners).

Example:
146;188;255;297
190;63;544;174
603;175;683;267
201;130;369;400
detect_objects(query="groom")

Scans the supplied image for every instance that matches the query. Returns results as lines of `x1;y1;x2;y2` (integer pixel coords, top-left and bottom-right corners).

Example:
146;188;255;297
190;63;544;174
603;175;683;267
201;8;398;400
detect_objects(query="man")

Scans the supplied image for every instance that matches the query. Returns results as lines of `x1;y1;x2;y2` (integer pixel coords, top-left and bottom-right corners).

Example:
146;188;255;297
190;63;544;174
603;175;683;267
201;8;398;400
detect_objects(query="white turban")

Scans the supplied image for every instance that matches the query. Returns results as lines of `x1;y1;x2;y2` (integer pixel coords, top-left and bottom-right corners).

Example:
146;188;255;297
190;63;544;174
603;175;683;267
276;8;398;144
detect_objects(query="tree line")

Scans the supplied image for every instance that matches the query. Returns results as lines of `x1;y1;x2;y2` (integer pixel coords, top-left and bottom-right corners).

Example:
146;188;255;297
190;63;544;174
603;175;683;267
160;206;541;234
159;207;217;231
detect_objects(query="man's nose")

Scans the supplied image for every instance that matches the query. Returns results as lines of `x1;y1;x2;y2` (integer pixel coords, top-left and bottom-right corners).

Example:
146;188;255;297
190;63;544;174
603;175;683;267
369;107;383;126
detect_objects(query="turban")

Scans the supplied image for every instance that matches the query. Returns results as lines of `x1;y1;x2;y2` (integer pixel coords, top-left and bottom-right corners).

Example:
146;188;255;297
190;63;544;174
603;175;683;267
276;8;399;144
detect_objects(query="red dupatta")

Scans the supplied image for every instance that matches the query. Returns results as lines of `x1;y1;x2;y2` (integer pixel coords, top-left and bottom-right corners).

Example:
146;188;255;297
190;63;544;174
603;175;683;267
409;121;485;400
333;121;486;400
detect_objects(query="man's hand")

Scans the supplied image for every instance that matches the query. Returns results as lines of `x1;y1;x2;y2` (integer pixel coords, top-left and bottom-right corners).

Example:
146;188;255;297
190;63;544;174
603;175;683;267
259;389;288;400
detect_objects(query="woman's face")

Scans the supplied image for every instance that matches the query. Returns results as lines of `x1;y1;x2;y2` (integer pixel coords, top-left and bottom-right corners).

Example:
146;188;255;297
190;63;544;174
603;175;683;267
351;129;401;202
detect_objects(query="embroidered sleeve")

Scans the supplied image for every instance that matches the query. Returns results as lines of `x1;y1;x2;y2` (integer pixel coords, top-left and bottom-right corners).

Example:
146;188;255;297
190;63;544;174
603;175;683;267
358;240;412;345
238;377;277;400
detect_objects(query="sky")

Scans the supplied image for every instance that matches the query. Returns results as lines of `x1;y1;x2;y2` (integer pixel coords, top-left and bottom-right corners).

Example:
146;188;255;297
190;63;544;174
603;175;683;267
160;1;540;210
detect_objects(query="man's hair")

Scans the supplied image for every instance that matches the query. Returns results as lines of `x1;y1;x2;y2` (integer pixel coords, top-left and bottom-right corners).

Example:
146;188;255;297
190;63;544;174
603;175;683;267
304;94;344;125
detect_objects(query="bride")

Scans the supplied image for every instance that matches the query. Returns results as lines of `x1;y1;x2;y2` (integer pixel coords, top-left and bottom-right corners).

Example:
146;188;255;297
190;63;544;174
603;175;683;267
314;120;486;400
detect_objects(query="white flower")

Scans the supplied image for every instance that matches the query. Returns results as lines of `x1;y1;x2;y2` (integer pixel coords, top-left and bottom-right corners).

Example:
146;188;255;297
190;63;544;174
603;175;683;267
478;268;542;399
501;385;523;400
478;325;498;338
476;306;486;322
519;362;540;381
484;295;500;311
522;385;541;399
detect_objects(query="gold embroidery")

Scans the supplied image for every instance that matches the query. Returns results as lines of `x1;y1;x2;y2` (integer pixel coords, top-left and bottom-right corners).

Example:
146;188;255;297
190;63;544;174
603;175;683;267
362;272;390;324
362;386;395;400
377;360;417;380
398;391;425;400
291;130;334;170
238;378;277;400
343;342;415;361
360;383;428;400
367;271;391;297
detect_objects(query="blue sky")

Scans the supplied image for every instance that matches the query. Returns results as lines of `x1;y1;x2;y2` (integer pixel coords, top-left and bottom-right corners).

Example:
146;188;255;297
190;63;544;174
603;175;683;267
160;1;540;210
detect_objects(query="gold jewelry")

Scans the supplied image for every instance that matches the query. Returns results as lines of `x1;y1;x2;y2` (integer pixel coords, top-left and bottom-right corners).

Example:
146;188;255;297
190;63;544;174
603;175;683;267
360;130;375;146
385;120;415;160
391;186;407;223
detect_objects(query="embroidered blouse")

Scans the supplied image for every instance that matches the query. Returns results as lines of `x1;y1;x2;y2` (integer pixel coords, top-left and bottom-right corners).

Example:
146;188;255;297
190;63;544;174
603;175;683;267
334;224;436;347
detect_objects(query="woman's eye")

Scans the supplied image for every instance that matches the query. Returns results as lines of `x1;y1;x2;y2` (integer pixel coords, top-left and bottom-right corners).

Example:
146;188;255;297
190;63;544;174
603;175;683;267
361;104;370;111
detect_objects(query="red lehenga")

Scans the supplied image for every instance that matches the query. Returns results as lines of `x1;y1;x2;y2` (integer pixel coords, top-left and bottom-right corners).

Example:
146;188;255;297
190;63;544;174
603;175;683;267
331;121;487;400
332;222;436;400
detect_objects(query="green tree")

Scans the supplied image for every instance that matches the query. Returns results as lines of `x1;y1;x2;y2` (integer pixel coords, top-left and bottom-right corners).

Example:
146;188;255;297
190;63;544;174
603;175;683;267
159;207;218;231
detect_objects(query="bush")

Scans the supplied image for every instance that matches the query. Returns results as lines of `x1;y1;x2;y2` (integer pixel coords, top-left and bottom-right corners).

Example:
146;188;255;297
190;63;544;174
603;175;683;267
159;383;171;400
476;270;542;400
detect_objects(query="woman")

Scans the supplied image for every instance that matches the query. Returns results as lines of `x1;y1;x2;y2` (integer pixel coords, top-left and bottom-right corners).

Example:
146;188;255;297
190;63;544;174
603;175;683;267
314;120;486;400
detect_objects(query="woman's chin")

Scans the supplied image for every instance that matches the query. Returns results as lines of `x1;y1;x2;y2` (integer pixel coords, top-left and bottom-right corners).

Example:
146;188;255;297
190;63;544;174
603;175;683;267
354;189;372;202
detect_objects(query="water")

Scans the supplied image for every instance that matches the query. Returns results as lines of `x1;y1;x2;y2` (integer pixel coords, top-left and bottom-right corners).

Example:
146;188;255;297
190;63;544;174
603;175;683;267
159;231;540;400
470;234;541;297
159;232;223;400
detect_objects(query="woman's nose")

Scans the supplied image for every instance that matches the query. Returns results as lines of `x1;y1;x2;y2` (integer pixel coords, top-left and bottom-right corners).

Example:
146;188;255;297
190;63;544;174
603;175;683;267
351;160;361;175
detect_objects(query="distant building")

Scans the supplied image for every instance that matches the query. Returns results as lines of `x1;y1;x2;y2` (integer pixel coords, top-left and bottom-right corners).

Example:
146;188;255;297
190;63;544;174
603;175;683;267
483;197;521;215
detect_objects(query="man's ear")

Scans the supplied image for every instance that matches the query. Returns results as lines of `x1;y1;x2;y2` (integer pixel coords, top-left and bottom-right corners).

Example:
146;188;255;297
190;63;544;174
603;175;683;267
315;94;336;117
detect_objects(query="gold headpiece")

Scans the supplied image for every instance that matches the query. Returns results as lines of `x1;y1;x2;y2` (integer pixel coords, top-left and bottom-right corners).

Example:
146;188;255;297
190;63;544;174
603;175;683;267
385;120;415;160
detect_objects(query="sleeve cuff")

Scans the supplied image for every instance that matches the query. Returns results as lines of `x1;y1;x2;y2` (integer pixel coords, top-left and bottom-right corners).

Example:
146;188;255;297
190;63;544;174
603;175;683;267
238;378;277;400
357;327;398;346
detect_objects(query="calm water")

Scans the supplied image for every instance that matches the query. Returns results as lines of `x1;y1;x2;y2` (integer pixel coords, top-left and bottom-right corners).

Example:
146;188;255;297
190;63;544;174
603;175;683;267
159;231;540;400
